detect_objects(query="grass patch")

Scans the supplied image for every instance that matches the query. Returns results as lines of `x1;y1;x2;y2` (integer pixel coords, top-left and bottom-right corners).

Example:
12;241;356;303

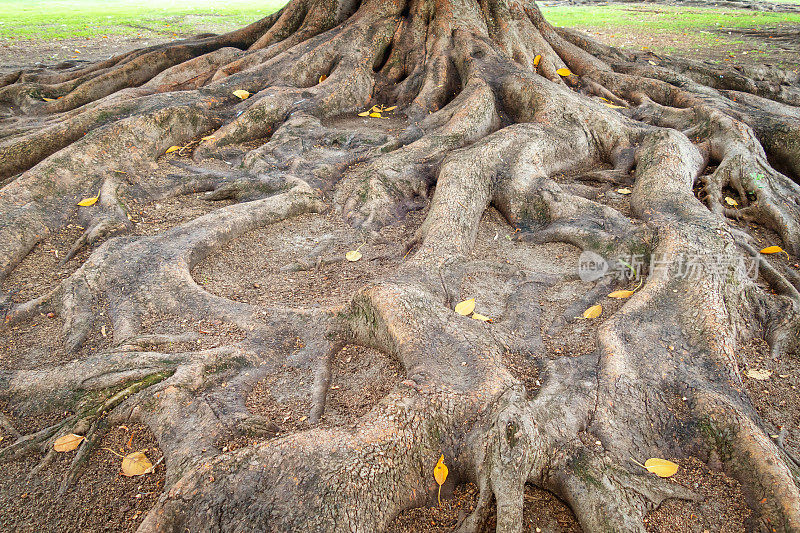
539;2;800;68
1;0;797;41
1;0;798;69
540;3;800;32
0;0;289;40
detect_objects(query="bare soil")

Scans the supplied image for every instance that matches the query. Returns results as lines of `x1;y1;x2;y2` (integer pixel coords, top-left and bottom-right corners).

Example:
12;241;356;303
0;302;114;371
644;457;752;532
387;483;583;532
740;338;800;465
0;423;165;533
245;343;403;437
193;209;424;308
0;36;177;73
1;220;89;303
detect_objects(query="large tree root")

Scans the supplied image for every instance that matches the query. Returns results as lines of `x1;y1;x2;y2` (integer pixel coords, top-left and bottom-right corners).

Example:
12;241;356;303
2;0;800;531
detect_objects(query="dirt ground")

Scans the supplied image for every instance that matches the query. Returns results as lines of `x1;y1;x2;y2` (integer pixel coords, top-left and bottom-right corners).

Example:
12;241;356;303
0;423;165;532
1;7;799;533
0;35;176;72
387;483;583;532
2;4;799;70
579;22;800;70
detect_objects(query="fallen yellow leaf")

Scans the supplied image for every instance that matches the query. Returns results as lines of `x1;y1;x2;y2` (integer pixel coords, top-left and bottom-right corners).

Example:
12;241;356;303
604;103;626;109
455;299;476;316
608;290;635;299
319;74;327;83
121;451;153;476
384;106;397;112
556;68;573;77
724;197;738;207
165;146;181;154
232;89;250;99
533;54;542;67
644;458;679;478
358;111;370;117
77;196;99;207
54;434;84;452
43;97;56;102
345;250;362;262
617;188;632;195
582;304;602;319
471;312;491;322
434;455;448;506
760;246;789;258
369;112;382;118
201;135;216;141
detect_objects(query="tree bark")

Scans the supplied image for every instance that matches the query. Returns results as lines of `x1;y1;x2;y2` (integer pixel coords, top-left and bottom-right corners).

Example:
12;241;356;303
1;0;799;531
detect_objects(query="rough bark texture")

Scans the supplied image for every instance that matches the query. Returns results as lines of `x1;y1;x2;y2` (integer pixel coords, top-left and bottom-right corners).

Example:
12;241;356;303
1;0;800;531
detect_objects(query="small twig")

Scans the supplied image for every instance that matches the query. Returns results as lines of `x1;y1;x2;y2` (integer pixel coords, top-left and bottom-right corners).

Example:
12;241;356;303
629;457;647;469
59;421;100;495
28;448;57;479
144;455;165;474
0;411;22;440
777;425;800;470
0;416;76;461
103;446;125;458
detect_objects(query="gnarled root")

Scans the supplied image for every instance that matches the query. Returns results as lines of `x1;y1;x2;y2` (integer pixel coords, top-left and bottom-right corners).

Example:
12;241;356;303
2;0;800;530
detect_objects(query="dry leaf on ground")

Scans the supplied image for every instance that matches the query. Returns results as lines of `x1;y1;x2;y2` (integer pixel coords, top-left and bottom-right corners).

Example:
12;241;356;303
54;433;84;452
121;451;154;477
582;304;602;319
77;196;99;207
608;290;634;299
345;250;362;262
455;299;476;316
434;455;449;505
644;458;679;478
760;246;789;258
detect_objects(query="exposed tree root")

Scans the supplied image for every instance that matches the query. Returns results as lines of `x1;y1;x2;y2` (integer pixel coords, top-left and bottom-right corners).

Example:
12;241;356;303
2;0;800;531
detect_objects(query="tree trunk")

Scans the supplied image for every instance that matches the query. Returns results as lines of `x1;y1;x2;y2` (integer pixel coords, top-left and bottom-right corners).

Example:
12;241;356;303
1;0;800;531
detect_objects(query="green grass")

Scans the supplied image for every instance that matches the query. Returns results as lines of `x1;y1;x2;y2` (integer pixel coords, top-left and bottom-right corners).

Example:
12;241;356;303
0;0;289;40
540;3;800;32
0;0;798;42
538;2;800;68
